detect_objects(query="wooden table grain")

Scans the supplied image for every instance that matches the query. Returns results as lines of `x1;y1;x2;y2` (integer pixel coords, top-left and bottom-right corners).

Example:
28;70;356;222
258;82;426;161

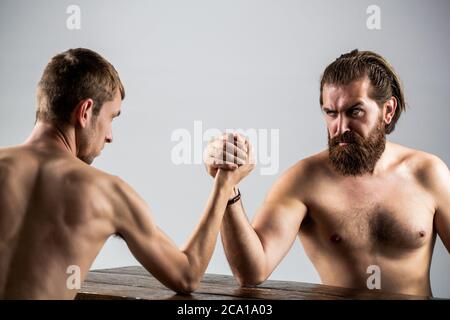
76;266;431;300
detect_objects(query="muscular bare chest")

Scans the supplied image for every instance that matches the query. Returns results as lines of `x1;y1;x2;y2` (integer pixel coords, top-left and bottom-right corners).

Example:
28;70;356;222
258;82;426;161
302;173;436;254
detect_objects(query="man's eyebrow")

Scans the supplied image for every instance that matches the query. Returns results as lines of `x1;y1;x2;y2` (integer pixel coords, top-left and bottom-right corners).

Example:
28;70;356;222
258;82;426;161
347;102;363;109
323;102;363;112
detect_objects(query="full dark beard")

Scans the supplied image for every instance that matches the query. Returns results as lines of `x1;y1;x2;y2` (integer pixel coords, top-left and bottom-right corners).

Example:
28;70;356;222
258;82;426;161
328;119;386;176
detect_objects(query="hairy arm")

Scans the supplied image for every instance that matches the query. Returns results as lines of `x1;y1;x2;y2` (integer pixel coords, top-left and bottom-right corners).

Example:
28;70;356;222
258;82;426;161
221;164;308;285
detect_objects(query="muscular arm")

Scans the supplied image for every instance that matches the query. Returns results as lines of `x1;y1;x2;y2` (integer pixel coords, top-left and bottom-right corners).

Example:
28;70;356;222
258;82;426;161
427;156;450;253
112;171;235;294
221;166;308;286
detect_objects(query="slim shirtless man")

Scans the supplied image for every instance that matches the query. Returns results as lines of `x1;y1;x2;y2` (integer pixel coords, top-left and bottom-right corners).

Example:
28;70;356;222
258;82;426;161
0;48;252;299
205;50;450;296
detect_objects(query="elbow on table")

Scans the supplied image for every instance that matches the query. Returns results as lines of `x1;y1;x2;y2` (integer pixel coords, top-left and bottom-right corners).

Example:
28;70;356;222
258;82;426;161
173;273;201;295
236;271;268;287
174;283;198;295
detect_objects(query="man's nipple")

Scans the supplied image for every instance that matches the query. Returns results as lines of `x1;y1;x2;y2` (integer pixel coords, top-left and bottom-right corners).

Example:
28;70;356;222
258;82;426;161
330;233;342;244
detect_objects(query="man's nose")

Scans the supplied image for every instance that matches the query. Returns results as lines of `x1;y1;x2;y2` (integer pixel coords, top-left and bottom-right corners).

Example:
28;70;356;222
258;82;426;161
105;129;113;143
335;114;351;136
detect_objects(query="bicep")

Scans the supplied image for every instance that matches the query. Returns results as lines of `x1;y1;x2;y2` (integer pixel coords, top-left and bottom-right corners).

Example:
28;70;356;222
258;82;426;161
424;156;450;253
433;163;450;253
250;163;310;274
124;223;192;291
436;207;450;253
113;179;191;291
252;198;307;274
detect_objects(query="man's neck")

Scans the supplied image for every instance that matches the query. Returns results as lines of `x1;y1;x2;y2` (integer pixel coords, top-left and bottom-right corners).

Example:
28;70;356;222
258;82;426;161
372;140;396;175
23;121;77;157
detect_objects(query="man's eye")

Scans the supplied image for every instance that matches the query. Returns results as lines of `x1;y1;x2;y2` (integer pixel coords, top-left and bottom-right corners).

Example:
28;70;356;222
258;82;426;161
326;111;337;117
350;109;363;117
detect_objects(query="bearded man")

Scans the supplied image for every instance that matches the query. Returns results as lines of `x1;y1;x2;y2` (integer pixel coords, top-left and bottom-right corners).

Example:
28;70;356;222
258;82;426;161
204;49;450;296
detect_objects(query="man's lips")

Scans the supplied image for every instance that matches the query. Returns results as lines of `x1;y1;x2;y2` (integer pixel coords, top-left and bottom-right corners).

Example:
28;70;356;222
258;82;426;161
331;134;357;146
336;140;355;146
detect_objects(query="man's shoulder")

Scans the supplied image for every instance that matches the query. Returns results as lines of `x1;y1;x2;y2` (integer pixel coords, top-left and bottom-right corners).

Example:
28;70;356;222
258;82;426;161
32;153;120;193
283;150;330;180
272;150;329;194
393;143;446;170
56;164;132;217
0;145;41;175
65;162;121;189
392;142;449;188
81;170;140;205
0;145;33;161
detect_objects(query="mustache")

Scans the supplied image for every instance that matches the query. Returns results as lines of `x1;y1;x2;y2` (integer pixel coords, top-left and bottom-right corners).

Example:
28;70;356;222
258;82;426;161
329;131;362;147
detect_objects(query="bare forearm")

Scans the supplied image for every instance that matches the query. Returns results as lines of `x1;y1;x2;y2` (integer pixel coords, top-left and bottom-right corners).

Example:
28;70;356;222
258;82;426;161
181;176;234;287
221;195;268;285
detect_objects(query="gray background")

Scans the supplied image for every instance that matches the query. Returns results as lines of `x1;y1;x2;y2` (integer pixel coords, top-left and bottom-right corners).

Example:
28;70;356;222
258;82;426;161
0;0;449;298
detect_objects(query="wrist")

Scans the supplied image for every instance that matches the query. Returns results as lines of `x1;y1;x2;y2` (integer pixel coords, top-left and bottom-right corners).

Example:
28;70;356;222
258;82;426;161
227;188;241;206
229;185;239;199
214;174;235;194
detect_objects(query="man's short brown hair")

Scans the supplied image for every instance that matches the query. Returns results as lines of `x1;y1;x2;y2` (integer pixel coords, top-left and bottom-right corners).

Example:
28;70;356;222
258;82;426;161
320;49;406;134
36;48;125;125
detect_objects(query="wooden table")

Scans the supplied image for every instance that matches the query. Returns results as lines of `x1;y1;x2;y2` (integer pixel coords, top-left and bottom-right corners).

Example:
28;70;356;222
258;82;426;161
76;266;431;300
